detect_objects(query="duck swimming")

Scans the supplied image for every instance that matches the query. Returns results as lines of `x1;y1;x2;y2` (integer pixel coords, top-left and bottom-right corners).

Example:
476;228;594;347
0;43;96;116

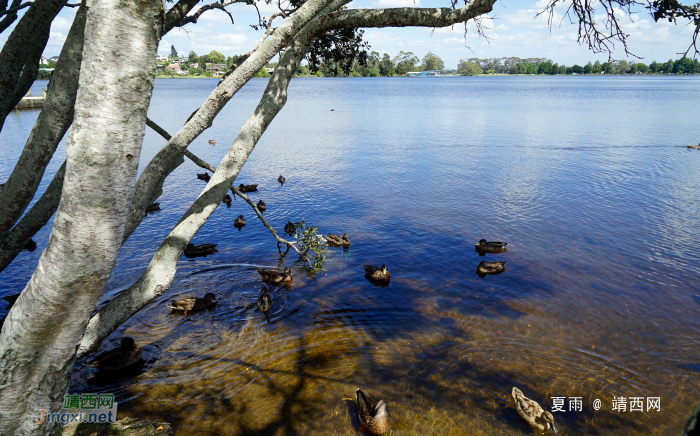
284;221;295;235
257;267;293;285
355;388;391;435
234;215;246;229
197;172;210;182
184;243;218;258
237;184;258;193
24;239;37;252
86;337;142;371
222;194;232;206
278;175;285;184
257;199;266;212
257;288;273;321
512;387;557;433
167;293;218;316
475;239;508;253
145;202;160;213
364;264;390;285
327;233;351;247
208;139;216;145
477;260;507;278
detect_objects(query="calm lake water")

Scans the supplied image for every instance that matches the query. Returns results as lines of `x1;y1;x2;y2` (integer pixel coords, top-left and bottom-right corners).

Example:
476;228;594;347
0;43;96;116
2;76;700;435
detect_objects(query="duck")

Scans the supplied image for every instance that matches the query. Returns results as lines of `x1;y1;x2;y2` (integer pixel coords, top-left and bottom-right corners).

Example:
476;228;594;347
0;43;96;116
222;194;232;206
477;260;507;278
257;267;293;285
184;243;218;257
278;175;285;184
145;202;160;213
512;387;557;433
234;215;246;229
284;221;295;235
327;233;351;247
24;239;37;252
355;388;391;435
167;293;218;316
237;183;258;193
2;293;20;310
197;172;210;181
364;264;390;284
257;288;273;321
257;200;266;212
475;239;508;253
208;139;216;145
86;337;142;371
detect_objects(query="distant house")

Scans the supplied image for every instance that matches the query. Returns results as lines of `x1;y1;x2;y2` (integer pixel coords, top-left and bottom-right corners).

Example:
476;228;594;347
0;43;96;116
49;56;59;62
156;54;168;62
40;56;49;65
39;68;54;72
189;63;199;69
265;68;274;74
180;56;189;62
206;64;227;75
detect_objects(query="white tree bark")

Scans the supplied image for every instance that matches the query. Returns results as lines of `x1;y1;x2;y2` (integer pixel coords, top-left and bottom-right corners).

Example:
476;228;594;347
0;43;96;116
0;0;163;432
76;0;495;358
121;0;347;243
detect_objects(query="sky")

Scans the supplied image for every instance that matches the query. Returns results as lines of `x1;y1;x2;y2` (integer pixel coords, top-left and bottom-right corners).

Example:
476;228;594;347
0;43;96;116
3;0;697;69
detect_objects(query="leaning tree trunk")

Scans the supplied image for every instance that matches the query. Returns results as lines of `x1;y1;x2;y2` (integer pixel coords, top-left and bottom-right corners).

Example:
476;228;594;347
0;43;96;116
0;0;163;433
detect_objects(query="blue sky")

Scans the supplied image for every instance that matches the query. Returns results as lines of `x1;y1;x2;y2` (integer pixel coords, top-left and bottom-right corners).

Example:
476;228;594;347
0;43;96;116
5;0;697;69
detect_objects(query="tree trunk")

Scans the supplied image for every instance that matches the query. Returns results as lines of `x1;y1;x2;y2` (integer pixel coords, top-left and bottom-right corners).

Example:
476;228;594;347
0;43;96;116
0;0;162;432
0;0;87;242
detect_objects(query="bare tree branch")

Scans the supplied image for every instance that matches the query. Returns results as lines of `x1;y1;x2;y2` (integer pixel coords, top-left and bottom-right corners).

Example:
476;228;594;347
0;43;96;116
0;0;68;131
537;0;641;58
0;0;31;18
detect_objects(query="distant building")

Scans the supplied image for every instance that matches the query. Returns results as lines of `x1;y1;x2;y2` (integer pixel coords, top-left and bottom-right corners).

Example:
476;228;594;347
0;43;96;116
180;56;189;62
206;64;227;75
156;54;168;62
40;56;49;65
49;56;59;62
265;68;274;74
407;70;440;76
189;63;199;69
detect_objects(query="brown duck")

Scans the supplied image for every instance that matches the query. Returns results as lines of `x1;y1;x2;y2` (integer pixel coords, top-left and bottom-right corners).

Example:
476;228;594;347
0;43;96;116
197;172;211;182
86;337;142;371
257;287;273;321
278;175;285;184
355;388;391;435
222;194;232;206
364;264;390;285
257;267;293;285
512;387;557;433
326;233;351;247
237;183;258;193
477;260;507;278
284;221;295;235
184;243;218;258
234;215;246;229
208;139;216;145
167;293;218;316
257;199;266;212
475;239;508;253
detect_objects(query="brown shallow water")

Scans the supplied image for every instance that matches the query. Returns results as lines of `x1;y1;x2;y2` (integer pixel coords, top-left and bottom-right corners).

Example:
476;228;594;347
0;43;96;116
3;77;700;434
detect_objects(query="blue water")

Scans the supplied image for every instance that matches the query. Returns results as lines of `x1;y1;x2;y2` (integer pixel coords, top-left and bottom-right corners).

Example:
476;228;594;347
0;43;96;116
2;76;700;435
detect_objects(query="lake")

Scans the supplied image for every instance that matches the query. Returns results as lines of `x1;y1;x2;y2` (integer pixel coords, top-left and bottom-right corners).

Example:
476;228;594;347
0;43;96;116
2;76;700;435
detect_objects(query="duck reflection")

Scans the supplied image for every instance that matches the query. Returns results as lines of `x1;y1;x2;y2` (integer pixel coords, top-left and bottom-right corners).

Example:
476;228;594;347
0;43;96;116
476;261;508;278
